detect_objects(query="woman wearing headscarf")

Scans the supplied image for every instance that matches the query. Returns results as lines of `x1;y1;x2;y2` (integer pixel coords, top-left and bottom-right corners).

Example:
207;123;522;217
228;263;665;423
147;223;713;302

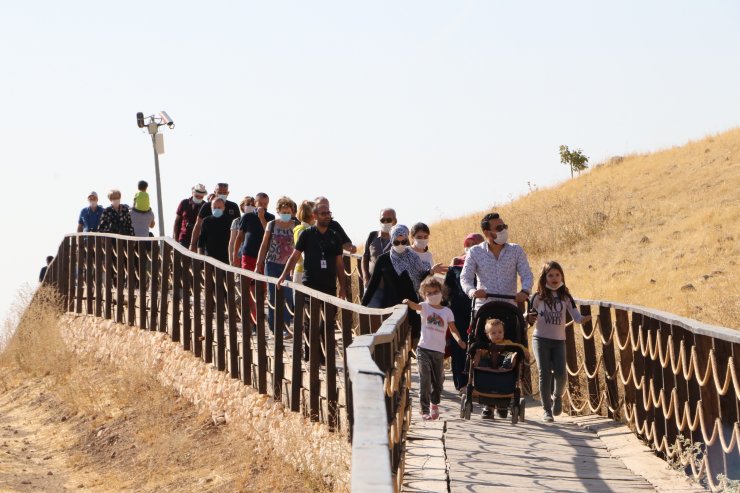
362;225;446;340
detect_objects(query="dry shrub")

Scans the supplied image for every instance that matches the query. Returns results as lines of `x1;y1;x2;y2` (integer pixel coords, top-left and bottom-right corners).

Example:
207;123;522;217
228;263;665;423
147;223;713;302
0;285;69;377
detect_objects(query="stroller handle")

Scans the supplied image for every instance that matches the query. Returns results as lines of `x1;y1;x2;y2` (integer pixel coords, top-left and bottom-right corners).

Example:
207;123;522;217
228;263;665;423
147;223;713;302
469;293;529;313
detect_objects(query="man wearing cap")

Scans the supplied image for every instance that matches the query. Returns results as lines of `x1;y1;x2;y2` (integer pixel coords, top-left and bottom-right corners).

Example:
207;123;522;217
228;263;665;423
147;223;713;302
189;183;240;253
173;184;207;248
77;191;104;233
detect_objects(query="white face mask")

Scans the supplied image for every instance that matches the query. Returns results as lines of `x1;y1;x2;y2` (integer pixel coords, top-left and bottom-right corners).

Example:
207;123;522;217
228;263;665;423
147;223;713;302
493;229;508;245
464;247;471;254
548;281;564;291
392;244;406;254
380;222;392;233
111;199;121;207
192;196;204;204
243;205;256;214
427;293;443;305
218;194;228;201
414;238;429;249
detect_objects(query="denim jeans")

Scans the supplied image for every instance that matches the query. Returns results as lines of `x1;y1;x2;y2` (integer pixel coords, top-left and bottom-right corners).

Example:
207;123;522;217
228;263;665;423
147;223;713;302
266;261;293;333
532;336;567;412
417;347;445;415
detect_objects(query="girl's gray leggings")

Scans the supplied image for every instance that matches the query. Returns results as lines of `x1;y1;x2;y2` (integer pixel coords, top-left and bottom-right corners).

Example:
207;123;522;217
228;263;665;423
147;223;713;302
532;336;567;411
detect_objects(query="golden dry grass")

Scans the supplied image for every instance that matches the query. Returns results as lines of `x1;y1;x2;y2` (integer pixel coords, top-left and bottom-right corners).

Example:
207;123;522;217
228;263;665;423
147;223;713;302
0;288;333;492
430;128;740;329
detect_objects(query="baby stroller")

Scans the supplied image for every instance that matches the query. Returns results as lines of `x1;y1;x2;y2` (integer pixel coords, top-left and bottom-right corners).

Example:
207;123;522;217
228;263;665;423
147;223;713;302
460;294;528;424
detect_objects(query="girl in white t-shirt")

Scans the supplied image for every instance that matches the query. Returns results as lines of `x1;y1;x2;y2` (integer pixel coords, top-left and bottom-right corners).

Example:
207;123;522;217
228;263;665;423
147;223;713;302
404;277;466;420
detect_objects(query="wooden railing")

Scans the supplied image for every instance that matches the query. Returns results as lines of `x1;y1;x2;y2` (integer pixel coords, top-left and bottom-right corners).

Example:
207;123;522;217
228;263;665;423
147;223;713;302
565;299;740;489
40;232;739;490
41;233;412;491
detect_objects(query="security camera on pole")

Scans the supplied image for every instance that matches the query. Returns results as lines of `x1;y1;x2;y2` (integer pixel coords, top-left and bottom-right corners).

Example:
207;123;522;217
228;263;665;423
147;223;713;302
136;111;175;237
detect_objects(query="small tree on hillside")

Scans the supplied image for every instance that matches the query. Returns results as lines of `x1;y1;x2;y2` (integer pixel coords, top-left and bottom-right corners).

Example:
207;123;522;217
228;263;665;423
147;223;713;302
559;145;589;178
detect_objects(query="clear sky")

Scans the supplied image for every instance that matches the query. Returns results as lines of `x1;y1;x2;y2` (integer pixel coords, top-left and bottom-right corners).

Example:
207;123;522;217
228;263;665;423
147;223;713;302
1;1;739;333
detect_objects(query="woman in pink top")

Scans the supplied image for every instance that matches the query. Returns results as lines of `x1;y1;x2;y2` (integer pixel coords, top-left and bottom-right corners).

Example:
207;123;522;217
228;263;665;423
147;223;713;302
256;196;298;335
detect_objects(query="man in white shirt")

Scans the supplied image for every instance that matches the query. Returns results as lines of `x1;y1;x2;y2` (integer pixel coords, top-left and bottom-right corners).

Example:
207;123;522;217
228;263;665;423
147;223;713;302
461;212;533;309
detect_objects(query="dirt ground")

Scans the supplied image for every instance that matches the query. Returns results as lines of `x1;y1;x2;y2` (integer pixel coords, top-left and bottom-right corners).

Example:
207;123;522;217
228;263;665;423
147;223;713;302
0;360;331;493
0;290;333;493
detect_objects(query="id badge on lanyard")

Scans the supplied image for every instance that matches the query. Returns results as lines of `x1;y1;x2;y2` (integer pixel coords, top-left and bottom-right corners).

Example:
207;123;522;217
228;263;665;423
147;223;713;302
320;258;328;269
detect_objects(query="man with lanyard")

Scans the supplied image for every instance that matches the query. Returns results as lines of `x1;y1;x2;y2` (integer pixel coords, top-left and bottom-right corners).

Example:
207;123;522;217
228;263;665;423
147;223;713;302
277;202;347;363
460;211;533;418
173;184;207;248
189;182;240;253
77;191;104;232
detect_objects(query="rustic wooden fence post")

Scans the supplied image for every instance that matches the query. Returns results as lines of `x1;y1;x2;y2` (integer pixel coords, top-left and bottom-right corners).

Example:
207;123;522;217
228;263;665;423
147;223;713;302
85;236;94;315
214;267;226;371
255;279;268;394
325;303;338;429
115;238;125;323
76;236;85;314
94;236;103;317
273;285;285;402
158;241;171;334
226;271;239;378
204;261;214;364
192;258;203;358
291;293;305;412
149;240;160;332
137;241;148;329
171;247;182;342
239;274;252;386
181;255;192;350
308;296;322;421
126;240;136;326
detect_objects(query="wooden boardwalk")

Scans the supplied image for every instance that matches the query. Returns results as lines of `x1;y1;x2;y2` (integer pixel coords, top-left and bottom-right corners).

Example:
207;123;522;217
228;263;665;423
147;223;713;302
403;365;704;493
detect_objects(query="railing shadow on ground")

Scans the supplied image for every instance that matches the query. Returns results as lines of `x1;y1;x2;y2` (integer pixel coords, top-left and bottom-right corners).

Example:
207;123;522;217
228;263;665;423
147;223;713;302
39;233;739;491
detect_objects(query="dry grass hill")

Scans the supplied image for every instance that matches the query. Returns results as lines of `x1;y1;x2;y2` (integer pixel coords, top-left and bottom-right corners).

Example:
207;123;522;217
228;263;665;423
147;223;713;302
431;128;740;329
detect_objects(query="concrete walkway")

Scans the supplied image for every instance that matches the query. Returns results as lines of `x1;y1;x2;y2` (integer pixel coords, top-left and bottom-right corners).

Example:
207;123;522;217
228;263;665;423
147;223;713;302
403;365;704;493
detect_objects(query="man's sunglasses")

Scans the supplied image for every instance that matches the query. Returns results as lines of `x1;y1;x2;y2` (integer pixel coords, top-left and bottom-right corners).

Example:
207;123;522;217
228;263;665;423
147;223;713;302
380;218;394;224
493;224;508;232
392;239;410;246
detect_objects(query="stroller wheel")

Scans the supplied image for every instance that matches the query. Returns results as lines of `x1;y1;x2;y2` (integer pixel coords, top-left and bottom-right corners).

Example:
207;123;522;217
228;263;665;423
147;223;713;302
496;408;508;419
459;395;466;419
519;398;526;422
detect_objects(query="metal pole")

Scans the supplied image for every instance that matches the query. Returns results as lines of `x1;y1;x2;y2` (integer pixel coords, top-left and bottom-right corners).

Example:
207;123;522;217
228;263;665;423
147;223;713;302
151;134;166;237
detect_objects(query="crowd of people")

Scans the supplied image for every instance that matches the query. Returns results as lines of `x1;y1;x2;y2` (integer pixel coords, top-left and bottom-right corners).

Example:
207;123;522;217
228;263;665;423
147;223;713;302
72;181;591;424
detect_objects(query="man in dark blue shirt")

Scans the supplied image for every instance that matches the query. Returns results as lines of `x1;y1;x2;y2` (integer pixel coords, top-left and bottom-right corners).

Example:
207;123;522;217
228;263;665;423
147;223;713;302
233;192;274;270
77;191;104;232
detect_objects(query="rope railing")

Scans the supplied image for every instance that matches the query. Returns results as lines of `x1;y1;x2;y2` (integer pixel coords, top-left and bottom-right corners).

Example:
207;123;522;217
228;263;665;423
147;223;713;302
559;299;740;489
41;233;411;492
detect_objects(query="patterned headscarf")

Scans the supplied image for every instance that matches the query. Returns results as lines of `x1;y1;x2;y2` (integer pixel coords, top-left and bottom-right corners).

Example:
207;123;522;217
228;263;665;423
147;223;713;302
389;224;428;291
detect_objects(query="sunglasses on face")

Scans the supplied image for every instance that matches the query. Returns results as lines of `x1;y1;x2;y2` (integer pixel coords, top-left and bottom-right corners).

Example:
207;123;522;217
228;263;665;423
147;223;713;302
493;224;508;232
393;239;410;246
379;217;394;224
317;211;332;216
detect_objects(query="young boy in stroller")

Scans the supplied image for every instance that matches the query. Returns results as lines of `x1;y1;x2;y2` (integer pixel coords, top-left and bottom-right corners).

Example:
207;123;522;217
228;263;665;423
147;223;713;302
460;298;529;423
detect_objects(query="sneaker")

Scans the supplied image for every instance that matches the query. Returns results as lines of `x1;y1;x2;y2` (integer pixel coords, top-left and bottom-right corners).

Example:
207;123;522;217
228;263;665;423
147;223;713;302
430;404;440;420
481;406;493;419
421;414;432;421
552;396;562;416
543;410;554;422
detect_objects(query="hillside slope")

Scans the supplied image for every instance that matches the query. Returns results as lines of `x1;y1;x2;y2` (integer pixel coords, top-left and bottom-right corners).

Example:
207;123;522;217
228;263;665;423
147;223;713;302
431;128;740;329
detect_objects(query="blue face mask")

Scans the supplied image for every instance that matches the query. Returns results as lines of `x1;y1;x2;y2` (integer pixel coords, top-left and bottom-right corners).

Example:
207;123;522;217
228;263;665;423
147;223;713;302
279;213;292;222
212;208;224;218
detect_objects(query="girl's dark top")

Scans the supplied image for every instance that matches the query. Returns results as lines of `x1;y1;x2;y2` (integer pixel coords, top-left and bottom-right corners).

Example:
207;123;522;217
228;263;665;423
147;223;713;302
444;265;473;334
